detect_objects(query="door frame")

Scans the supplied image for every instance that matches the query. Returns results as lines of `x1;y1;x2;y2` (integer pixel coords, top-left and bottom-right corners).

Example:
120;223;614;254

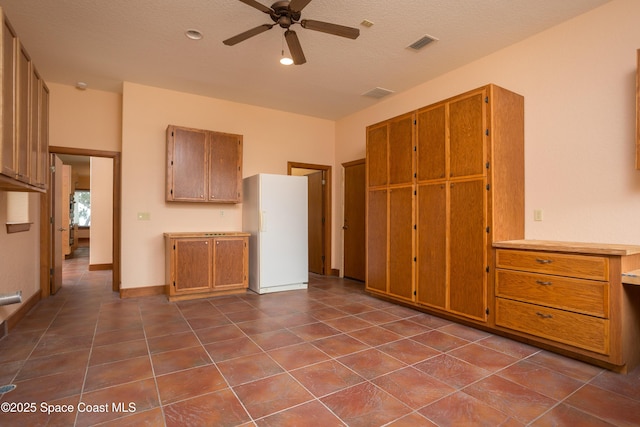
287;161;333;276
40;146;121;297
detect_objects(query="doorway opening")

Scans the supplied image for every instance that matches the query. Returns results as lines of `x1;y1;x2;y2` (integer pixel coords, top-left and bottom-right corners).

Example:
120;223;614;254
288;162;333;276
40;146;121;298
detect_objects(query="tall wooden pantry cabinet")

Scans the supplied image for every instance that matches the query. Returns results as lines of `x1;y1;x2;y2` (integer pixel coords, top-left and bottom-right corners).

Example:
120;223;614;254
366;84;524;325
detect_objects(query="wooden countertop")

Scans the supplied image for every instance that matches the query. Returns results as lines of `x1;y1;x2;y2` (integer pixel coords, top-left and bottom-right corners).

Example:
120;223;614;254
622;270;640;286
164;232;250;238
493;240;640;256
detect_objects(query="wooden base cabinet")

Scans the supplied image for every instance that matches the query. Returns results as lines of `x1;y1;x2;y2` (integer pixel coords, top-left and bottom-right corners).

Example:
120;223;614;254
165;232;249;301
494;240;640;372
366;84;524;324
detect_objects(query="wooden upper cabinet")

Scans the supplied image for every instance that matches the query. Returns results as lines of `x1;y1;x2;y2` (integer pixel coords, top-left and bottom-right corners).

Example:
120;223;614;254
417;104;446;181
16;44;29;183
167;126;207;201
636;49;639;170
0;10;49;192
388;113;414;186
449;90;486;178
366;124;387;187
166;125;243;203
209;132;242;202
1;17;16;178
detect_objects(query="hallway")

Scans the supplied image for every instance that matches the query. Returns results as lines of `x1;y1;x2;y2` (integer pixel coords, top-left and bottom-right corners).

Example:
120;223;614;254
0;250;639;426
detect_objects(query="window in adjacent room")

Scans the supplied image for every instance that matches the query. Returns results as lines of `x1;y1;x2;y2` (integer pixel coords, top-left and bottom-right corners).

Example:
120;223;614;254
73;190;91;226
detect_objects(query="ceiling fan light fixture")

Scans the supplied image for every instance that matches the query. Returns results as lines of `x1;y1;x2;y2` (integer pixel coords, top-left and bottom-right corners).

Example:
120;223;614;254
280;52;294;65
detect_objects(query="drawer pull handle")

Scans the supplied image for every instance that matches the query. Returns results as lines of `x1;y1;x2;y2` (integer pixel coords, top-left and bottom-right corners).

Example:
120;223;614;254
536;312;553;319
536;280;553;286
535;258;553;264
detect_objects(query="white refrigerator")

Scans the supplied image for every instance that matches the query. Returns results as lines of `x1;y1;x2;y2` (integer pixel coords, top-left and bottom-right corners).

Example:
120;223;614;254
242;174;309;294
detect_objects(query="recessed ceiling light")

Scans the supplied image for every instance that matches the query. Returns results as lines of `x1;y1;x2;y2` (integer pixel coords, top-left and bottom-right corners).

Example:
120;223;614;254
185;29;203;40
75;81;88;90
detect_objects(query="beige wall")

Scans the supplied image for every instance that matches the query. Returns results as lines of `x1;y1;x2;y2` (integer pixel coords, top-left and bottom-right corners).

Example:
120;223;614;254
49;83;122;152
0;192;40;322
120;82;335;289
89;157;113;266
334;0;640;273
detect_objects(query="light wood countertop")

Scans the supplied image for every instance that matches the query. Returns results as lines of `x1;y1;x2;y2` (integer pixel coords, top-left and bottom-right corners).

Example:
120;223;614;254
493;240;640;256
164;232;250;238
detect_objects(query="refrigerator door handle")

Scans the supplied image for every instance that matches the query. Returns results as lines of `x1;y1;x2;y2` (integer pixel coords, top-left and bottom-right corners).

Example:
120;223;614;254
260;210;267;232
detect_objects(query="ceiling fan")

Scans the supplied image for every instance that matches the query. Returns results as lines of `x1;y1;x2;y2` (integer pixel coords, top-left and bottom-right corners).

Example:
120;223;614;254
223;0;360;65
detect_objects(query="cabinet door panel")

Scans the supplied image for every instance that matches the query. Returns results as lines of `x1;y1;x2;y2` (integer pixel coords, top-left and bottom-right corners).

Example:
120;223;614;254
30;67;41;186
213;238;246;288
209;133;241;202
168;127;207;201
1;19;16;177
366;189;387;293
450;92;485;178
38;84;49;188
367;125;387;187
389;186;414;300
16;45;29;183
417;183;447;309
389;114;414;186
449;179;486;320
174;239;211;292
417;105;446;181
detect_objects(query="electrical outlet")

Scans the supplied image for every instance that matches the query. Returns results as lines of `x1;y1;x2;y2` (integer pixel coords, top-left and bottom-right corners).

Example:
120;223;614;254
219;210;225;217
533;209;543;222
137;212;151;221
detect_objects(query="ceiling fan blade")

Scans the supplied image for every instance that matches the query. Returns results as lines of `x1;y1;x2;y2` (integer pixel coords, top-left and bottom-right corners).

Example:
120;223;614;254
300;19;360;39
237;0;272;14
223;24;274;46
285;30;306;65
288;0;312;13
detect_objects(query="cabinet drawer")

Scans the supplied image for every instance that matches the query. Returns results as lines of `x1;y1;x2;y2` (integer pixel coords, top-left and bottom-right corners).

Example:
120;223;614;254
496;298;609;355
495;250;608;281
496;270;608;317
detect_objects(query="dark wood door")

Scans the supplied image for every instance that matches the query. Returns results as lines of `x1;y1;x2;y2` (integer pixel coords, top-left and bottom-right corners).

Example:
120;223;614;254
50;154;63;295
343;160;365;281
307;171;324;274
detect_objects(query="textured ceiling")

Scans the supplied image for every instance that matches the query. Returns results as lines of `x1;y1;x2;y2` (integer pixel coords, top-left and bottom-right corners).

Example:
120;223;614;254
0;0;611;120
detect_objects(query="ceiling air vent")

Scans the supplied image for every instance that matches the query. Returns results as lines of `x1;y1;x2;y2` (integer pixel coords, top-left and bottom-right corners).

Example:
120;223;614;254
407;34;438;51
362;87;394;99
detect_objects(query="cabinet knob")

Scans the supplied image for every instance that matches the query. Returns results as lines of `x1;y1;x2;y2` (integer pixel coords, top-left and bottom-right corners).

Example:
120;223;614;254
536;312;553;319
535;258;553;264
536;280;552;286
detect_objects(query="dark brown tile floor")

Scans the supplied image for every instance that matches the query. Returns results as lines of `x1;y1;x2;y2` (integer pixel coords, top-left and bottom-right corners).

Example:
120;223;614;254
1;246;639;426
